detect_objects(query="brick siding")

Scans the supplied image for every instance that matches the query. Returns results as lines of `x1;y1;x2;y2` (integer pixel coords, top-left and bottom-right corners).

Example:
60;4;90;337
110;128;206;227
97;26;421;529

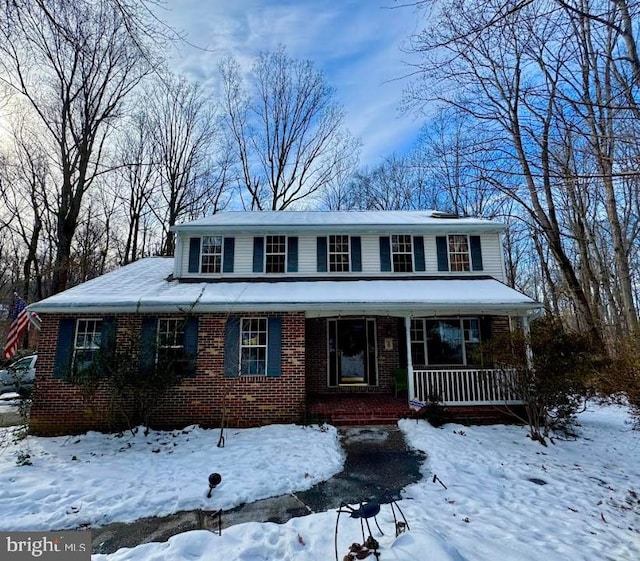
29;312;306;435
305;316;401;395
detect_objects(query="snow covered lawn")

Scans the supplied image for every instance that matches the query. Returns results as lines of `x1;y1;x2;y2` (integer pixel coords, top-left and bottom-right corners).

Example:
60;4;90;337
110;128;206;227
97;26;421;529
0;423;343;530
399;403;640;561
1;403;639;560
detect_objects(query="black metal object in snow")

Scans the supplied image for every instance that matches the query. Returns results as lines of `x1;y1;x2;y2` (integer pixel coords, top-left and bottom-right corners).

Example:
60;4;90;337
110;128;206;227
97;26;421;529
209;509;223;536
207;472;222;498
334;500;410;561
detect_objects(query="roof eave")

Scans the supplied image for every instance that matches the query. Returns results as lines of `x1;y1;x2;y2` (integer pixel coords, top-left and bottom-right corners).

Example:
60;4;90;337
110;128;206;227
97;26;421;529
30;300;542;316
171;222;505;235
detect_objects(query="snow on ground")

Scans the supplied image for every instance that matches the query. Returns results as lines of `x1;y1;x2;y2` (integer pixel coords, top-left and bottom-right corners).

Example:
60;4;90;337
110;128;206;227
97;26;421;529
398;403;640;561
1;403;639;561
0;423;343;531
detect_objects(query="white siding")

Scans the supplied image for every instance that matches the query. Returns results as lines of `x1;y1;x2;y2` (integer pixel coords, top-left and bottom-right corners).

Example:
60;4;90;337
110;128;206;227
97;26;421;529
360;234;380;272
234;236;254;274
177;231;505;281
480;234;505;281
298;236;317;273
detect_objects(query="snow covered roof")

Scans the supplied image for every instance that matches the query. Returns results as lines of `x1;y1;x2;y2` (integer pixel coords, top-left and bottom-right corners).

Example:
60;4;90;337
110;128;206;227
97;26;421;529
173;210;504;233
30;258;541;315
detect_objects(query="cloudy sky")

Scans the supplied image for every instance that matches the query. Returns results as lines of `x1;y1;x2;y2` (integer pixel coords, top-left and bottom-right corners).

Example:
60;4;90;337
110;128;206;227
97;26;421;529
158;0;426;168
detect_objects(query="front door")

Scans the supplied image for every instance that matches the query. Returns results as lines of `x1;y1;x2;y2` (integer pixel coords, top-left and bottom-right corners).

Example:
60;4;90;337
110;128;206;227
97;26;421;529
328;318;377;386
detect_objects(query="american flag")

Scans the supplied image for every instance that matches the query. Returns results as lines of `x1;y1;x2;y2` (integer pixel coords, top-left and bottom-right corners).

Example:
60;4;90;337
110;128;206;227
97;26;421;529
3;295;31;360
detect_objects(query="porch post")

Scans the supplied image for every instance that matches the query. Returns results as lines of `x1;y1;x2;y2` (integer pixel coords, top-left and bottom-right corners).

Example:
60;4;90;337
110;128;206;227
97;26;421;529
404;315;415;403
521;314;534;370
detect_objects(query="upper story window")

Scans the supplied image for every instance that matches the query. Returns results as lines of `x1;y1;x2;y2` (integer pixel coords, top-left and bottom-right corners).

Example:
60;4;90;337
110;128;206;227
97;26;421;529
410;318;481;366
188;236;235;275
391;234;413;272
254;236;298;274
329;235;350;272
266;235;286;273
436;234;482;272
448;235;470;272
240;318;268;375
74;319;102;372
201;236;222;273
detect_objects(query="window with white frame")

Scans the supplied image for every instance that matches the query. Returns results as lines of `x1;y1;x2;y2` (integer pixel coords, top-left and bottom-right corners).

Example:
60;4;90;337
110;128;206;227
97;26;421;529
265;235;286;273
410;318;481;366
410;320;426;365
200;236;222;273
240;318;268;375
448;235;470;272
391;234;413;272
73;319;102;372
329;235;350;272
156;318;186;366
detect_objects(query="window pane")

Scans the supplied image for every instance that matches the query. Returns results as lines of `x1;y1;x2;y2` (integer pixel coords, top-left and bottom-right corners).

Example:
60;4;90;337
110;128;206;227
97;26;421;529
448;235;470;272
411;342;426;365
391;235;413;273
240;318;267;375
201;236;222;273
73;319;103;373
329;235;350;272
157;319;185;366
426;319;463;365
265;236;286;273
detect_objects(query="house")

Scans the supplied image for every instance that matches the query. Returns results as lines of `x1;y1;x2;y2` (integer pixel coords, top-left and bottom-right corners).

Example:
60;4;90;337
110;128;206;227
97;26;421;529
28;211;541;434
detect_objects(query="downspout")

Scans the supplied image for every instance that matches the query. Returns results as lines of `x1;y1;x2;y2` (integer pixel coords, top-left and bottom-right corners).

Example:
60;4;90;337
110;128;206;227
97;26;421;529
404;315;415;404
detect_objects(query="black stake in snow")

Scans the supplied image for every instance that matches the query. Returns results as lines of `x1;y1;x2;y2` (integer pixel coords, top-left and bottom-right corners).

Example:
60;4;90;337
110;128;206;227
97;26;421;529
433;474;447;489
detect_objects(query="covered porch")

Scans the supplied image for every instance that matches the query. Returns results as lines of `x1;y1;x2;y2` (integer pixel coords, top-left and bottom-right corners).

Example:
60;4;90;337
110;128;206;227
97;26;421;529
303;277;541;419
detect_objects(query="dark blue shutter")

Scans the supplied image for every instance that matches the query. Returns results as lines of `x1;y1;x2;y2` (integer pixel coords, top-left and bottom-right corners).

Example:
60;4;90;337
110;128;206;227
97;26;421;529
253;237;264;273
99;317;116;377
470;236;483;271
183;316;199;377
224;316;240;378
317;237;328;272
351;236;362;272
413;236;425;272
287;237;298;272
267;317;282;377
436;236;449;271
54;318;75;379
139;317;157;375
379;236;391;272
188;238;201;273
223;237;235;273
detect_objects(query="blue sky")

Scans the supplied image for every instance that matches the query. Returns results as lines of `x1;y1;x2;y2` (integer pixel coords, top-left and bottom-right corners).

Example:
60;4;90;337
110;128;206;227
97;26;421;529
159;0;425;168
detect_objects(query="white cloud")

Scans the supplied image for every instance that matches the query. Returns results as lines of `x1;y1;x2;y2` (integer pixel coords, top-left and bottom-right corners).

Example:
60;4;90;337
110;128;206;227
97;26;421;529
158;0;425;167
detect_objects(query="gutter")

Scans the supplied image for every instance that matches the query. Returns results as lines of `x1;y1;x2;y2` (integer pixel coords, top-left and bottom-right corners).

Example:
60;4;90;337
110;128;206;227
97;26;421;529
29;299;543;316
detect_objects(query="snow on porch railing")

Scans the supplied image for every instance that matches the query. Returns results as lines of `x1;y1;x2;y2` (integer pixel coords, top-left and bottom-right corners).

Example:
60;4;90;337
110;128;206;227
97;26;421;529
412;368;523;406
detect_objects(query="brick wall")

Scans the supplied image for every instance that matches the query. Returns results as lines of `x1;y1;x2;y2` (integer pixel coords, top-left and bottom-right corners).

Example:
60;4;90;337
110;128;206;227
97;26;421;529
305;316;401;395
30;312;306;435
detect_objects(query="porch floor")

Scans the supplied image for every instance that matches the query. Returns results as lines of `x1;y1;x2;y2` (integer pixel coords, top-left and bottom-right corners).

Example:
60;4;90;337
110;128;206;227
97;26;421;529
306;393;412;426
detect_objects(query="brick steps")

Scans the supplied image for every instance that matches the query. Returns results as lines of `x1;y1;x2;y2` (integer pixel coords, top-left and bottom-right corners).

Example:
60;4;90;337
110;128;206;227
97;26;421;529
307;394;525;426
307;393;413;426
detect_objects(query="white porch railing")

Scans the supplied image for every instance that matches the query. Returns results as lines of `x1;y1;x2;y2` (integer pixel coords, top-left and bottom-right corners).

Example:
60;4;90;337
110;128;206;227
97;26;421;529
412;368;523;406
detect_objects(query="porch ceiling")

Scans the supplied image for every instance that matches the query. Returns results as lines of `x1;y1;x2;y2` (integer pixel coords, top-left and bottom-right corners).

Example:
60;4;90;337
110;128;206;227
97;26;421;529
31;258;541;316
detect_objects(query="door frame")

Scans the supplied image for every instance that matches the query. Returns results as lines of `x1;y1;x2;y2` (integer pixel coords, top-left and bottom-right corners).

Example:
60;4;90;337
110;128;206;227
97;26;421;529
326;317;378;387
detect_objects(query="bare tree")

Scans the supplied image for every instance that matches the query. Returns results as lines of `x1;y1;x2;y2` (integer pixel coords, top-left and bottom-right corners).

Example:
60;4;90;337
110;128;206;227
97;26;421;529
0;0;156;293
405;0;640;344
0;122;51;300
220;47;359;210
145;74;231;255
112;110;158;264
